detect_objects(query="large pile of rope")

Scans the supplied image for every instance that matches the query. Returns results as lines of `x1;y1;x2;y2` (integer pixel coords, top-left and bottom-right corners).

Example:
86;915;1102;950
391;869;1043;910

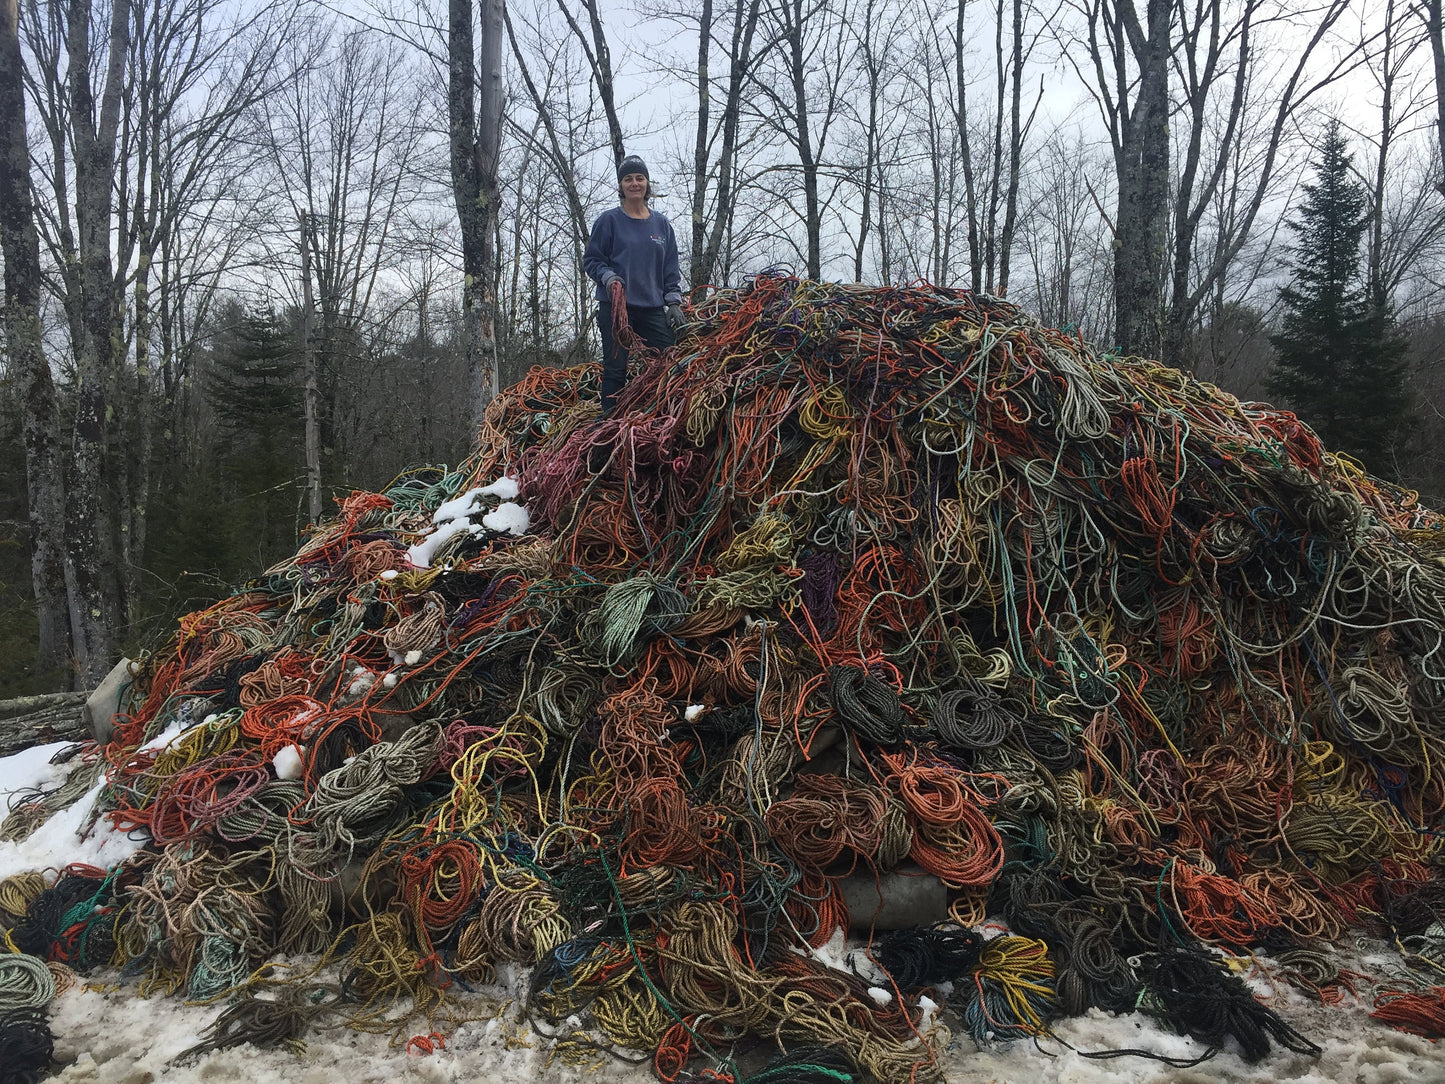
6;274;1445;1081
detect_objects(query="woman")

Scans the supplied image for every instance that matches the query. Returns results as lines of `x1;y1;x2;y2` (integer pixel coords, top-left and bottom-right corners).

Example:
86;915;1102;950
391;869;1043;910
582;154;684;414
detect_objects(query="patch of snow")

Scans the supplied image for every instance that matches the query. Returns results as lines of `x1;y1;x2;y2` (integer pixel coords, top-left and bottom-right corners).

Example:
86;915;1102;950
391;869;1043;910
0;779;144;881
0;742;77;804
482;502;529;536
272;745;304;781
407;516;483;569
476;477;520;501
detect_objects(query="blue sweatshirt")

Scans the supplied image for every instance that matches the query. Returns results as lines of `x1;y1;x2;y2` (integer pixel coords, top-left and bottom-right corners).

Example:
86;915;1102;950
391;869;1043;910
583;206;682;309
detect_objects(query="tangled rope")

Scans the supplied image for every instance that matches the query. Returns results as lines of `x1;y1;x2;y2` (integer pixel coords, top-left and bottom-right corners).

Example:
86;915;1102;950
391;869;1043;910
7;275;1445;1080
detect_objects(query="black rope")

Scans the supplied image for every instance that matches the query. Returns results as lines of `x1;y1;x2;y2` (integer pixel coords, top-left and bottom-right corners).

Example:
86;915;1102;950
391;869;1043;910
0;1009;54;1083
1139;946;1321;1063
869;924;983;987
828;665;907;745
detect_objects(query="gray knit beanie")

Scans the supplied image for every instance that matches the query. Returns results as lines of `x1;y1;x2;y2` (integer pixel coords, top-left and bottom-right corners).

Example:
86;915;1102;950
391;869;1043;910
617;154;649;180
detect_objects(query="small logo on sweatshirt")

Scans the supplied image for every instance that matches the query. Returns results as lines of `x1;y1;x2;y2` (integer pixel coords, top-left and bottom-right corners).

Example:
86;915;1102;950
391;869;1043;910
650;234;665;246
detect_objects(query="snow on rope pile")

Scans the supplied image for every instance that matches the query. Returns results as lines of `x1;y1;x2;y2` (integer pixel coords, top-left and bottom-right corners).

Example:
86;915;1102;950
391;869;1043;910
6;273;1445;1082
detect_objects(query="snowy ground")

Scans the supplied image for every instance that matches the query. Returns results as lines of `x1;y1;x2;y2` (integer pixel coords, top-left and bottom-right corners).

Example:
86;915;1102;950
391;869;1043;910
42;973;1445;1084
8;743;1445;1084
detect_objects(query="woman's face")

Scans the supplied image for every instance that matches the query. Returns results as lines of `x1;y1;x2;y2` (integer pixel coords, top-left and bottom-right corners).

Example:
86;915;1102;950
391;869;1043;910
620;172;648;200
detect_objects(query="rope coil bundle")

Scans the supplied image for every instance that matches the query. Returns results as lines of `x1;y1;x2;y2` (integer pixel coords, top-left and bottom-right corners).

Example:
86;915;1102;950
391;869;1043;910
7;275;1445;1079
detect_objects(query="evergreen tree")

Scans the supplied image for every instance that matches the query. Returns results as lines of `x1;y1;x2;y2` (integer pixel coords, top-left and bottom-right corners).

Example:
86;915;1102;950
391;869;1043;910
1266;124;1412;476
201;306;305;573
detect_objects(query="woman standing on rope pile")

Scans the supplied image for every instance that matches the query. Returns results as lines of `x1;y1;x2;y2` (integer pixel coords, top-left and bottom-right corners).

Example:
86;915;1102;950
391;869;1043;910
583;154;685;415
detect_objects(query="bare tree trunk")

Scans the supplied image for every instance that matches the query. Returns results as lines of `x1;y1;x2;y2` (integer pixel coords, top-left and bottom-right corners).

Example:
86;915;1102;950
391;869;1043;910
930;89;946;282
695;0;763;292
126;0;157;624
778;0;821;279
953;0;981;291
997;0;1025;294
0;0;71;682
301;214;322;523
1370;0;1398;309
985;0;1004;287
1101;0;1170;358
878;132;895;282
852;0;886;284
1428;0;1445;195
692;0;713;281
450;0;504;425
65;0;129;684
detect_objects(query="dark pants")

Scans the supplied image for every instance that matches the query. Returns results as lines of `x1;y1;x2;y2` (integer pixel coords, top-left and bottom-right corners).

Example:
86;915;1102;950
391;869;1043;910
597;302;674;414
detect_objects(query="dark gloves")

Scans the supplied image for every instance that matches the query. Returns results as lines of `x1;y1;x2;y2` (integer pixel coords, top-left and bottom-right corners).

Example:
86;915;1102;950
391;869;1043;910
607;278;626;308
665;303;686;331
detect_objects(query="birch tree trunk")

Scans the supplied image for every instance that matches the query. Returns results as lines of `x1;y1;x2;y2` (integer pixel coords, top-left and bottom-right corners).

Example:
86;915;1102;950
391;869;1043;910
0;0;71;682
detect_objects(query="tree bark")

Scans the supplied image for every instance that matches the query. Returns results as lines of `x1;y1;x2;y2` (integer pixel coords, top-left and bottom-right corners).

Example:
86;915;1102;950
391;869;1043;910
691;0;713;284
301;214;322;524
1428;0;1445;195
1107;0;1170;358
953;0;981;291
0;692;88;757
998;0;1025;294
779;0;821;279
0;0;72;682
449;0;505;425
64;0;129;685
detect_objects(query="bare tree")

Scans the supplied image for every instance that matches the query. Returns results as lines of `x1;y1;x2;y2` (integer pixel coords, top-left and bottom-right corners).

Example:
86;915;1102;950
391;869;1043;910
1360;0;1445;312
1080;0;1171;357
844;0;904;282
1016;133;1115;337
950;0;983;289
254;22;430;494
505;7;589;245
55;0;131;683
18;0;292;669
690;0;766;292
1166;0;1354;364
749;0;853;279
1;0;69;680
1072;0;1354;362
1426;0;1445;193
985;0;1042;294
124;0;292;586
554;0;626;166
450;0;506;421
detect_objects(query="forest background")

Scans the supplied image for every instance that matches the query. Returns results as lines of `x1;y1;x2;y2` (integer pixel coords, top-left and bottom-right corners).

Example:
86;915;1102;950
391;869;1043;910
2;0;1445;697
